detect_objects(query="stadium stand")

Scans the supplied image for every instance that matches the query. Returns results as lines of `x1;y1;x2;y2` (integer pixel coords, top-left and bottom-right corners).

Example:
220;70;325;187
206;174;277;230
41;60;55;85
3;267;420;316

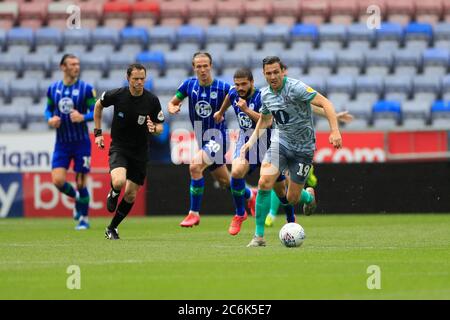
0;0;449;131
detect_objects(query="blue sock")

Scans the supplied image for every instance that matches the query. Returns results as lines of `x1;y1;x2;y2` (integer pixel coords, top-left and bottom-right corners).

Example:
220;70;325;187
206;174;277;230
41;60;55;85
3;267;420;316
76;187;90;217
231;178;246;216
244;186;252;200
279;196;295;223
57;182;76;198
190;178;204;212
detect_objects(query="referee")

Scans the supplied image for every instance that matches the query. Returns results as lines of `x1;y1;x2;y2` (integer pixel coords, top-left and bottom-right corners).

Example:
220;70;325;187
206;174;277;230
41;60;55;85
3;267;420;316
93;63;165;240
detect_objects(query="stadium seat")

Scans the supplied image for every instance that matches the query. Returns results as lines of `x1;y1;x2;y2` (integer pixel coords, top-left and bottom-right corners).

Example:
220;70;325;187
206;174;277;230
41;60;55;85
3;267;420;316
433;23;450;50
249;50;281;69
91;27;119;47
0;107;25;129
216;0;243;27
357;0;386;24
18;1;46;30
22;53;50;80
242;0;273;27
35;27;61;54
329;0;358;25
340;117;369;130
272;0;299;26
345;100;371;119
384;75;412;102
9;79;39;103
204;25;232;52
441;74;450;97
233;24;261;51
336;50;364;76
176;25;204;48
413;75;442;104
62;29;91;53
279;50;307;72
347;23;375;52
364;50;393;76
152;76;182;96
326;75;355;96
402;100;431;119
131;1;160;29
120;27;149;49
354;75;384;106
299;76;326;94
0;29;6;51
422;48;449;76
164;51;191;71
261;24;289;51
393;49;421;76
6;27;34;54
415;0;443;25
307;50;336;76
371;100;402;125
0;80;9;104
77;1;103;29
159;0;187;27
386;0;415;26
186;0;216;27
404;22;433;51
290;24;318;51
375;22;403;51
318;24;347;50
430;100;450;117
47;1;75;30
401;117;427;129
221;51;251;75
0;53;22;80
300;0;329;25
103;1;131;30
136;51;165;75
0;2;18;30
148;26;176;51
95;78;126;97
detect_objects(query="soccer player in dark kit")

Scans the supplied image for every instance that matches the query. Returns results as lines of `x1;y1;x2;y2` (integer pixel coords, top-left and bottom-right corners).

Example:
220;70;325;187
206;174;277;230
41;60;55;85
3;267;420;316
93;63;165;240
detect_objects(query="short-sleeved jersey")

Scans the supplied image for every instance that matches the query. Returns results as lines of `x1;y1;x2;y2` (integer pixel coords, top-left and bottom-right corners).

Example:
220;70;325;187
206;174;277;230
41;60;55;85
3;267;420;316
176;77;230;148
228;87;262;132
45;79;96;143
100;87;165;161
260;77;317;153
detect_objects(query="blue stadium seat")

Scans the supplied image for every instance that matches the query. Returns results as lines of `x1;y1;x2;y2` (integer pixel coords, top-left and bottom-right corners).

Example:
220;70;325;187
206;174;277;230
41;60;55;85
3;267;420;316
393;50;421;75
9;79;38;101
318;24;347;50
91;27;119;46
35;28;61;47
371;100;402;124
205;25;233;45
291;24;319;44
63;29;91;46
404;22;433;41
262;24;290;43
375;22;403;50
347;23;375;48
326;75;354;95
6;27;34;46
149;26;176;49
336;50;364;76
120;27;149;47
136;51;165;74
384;75;412;101
430;100;450;116
364;50;393;76
177;25;204;45
233;24;261;49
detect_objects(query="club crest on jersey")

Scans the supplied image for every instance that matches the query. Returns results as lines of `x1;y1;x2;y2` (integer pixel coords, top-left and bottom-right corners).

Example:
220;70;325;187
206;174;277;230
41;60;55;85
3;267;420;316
72;89;79;96
195;101;212;118
58;97;75;114
157;111;165;121
238;112;253;129
137;115;146;125
210;91;218;99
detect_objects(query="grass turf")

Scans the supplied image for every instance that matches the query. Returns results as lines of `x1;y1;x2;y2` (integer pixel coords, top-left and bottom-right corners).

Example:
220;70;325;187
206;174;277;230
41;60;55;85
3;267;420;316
0;214;449;300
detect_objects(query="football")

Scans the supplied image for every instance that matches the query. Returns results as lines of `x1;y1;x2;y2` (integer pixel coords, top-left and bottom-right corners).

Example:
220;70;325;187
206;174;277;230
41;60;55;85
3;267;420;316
279;223;306;248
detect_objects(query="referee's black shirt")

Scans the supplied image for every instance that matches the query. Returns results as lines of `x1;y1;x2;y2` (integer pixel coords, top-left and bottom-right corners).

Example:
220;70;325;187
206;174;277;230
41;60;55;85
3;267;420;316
100;87;165;161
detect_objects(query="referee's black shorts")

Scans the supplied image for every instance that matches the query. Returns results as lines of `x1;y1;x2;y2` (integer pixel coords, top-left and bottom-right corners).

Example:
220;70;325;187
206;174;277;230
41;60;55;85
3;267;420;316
109;147;147;186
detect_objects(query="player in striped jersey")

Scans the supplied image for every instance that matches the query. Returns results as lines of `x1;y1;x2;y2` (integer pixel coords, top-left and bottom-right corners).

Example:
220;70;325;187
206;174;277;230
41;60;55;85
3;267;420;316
168;52;255;227
45;54;96;230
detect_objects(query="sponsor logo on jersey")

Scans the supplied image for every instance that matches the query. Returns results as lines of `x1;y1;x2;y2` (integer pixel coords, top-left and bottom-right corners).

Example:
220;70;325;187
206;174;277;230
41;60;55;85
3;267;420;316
195;101;213;118
238;112;253;129
58;97;75;114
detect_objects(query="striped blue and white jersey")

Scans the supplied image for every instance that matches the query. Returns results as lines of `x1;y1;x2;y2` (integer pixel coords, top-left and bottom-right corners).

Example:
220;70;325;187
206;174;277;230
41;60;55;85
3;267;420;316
45;79;96;143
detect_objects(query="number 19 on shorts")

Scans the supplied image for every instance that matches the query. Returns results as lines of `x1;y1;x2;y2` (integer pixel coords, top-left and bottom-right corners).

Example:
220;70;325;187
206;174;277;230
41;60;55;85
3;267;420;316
296;163;311;178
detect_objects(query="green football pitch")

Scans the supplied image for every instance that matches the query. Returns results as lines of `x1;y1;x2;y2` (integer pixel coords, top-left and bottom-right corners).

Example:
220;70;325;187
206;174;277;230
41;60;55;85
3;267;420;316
0;214;449;300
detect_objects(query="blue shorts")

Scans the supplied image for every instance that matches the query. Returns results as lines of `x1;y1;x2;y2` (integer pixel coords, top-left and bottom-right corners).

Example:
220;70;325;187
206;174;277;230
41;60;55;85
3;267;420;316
52;140;91;174
201;134;229;172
